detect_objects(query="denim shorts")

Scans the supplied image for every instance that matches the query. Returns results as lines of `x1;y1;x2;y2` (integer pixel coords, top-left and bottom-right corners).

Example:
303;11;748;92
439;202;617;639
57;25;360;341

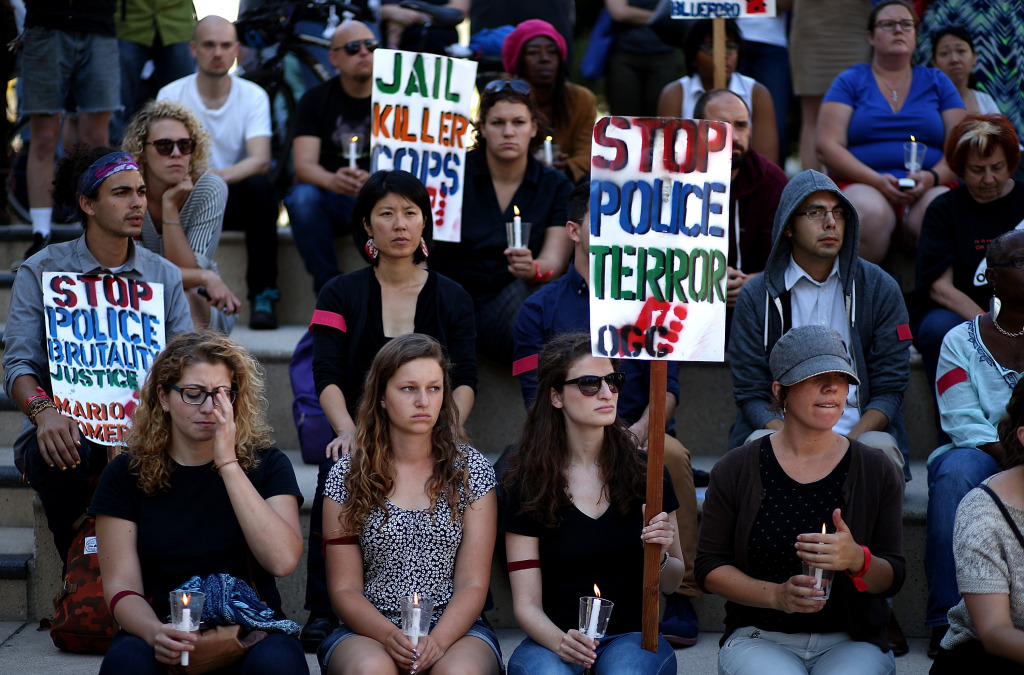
317;616;503;674
20;26;120;114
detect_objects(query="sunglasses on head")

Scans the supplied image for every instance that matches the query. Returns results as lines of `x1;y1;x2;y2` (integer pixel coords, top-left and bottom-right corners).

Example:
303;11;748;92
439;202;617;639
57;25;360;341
483;79;532;95
147;138;196;156
561;372;626;396
333;38;379;55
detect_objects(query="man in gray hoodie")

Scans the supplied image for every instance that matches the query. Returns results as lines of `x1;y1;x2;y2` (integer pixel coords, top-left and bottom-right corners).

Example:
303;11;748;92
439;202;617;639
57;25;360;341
728;169;913;479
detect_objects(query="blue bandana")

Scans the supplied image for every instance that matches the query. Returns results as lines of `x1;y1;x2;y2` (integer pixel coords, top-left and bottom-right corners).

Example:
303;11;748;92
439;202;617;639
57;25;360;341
75;152;140;199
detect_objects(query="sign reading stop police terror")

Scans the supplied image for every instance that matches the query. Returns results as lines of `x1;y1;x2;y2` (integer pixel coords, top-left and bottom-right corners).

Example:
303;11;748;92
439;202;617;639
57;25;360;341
43;273;167;445
589;117;731;362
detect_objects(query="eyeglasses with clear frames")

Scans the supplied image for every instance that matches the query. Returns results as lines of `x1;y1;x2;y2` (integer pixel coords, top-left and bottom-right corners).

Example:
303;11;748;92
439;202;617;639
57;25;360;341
794;207;847;221
170;384;238;406
875;20;915;32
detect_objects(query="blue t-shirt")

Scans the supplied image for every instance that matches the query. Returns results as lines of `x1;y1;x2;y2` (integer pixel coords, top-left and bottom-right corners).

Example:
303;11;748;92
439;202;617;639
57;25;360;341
824;63;963;177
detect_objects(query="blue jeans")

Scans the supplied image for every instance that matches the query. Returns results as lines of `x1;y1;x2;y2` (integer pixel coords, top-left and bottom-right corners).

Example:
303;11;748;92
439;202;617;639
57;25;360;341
718;627;894;674
100;629;306;675
925;447;1001;626
507;634;676;675
738;40;792;158
283;183;356;294
111;37;194;142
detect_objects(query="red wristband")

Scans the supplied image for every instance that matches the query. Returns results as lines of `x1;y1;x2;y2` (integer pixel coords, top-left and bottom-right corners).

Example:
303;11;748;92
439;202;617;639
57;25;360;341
528;261;554;286
844;545;872;592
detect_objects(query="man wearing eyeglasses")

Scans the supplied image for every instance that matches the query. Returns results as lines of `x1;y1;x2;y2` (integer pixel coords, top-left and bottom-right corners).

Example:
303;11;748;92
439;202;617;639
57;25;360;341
157;15;281;329
728;169;913;480
284;21;376;295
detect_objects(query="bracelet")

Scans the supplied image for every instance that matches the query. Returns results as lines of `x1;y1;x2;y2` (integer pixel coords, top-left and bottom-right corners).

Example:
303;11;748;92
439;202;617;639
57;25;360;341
844;545;872;592
527;261;554;286
215;458;239;471
926;168;940;187
27;397;58;426
162;220;182;226
659;551;670;571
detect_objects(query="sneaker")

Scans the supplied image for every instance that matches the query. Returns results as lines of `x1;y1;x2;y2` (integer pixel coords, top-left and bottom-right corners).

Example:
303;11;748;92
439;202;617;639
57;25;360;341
11;232;50;272
299;611;338;653
660;593;698;648
249;288;280;330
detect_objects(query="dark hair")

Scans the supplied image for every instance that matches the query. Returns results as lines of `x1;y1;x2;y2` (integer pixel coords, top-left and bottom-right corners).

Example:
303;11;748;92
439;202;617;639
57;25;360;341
868;0;916;30
567;182;590;226
945;113;1021;178
472;84;541;154
350;170;434;265
683;19;742;77
516;37;570;128
502;333;645;529
768;384;790;413
341;333;468;533
693;88;749;120
931;25;978;88
52;144;119;225
999;378;1024;468
986;229;1024;268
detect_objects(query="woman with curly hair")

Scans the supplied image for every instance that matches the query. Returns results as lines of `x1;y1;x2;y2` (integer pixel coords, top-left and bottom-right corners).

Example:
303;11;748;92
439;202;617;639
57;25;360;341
91;331;305;673
503;332;681;674
123;99;241;331
319;333;501;674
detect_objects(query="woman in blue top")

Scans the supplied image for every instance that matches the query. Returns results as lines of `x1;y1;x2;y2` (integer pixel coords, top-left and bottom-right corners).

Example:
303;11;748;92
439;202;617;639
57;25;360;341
818;0;965;264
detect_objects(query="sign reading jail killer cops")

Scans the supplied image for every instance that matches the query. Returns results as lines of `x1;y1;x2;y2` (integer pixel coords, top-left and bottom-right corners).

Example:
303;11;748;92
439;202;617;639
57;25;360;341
42;273;167;445
370;49;477;242
669;0;776;18
589;117;731;362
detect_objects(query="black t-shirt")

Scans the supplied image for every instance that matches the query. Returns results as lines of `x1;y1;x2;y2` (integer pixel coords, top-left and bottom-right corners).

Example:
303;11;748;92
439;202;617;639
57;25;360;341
915;180;1024;318
26;0;116;35
90;448;303;620
293;77;372;174
429;150;572;303
503;465;679;636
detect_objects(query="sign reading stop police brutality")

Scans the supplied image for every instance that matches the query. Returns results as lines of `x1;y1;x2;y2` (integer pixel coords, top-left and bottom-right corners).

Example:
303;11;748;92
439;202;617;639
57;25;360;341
42;273;167;445
370;49;477;242
589;117;732;362
670;0;776;18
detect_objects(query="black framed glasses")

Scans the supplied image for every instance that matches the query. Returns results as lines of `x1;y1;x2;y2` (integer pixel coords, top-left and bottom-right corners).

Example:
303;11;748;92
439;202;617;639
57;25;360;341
561;372;626;396
332;39;379;55
794;207;847;221
875;19;915;32
147;138;196;156
170;384;237;406
990;257;1024;270
483;79;532;95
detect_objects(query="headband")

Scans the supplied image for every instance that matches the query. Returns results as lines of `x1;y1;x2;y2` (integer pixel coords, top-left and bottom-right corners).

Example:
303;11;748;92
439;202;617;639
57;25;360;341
76;152;140;199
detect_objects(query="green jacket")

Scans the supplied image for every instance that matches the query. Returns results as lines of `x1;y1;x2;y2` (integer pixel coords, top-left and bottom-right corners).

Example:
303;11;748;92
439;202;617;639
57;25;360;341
116;0;195;46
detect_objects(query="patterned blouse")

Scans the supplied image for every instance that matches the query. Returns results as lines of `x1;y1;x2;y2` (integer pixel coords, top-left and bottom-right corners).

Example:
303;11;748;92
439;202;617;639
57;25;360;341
324;444;495;626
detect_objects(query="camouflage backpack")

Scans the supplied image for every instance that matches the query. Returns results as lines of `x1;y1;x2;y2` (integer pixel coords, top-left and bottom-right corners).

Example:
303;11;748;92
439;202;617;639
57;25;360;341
50;515;116;653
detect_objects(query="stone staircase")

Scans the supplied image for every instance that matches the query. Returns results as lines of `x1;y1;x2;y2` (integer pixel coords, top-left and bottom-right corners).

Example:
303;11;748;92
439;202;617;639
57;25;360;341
0;223;940;639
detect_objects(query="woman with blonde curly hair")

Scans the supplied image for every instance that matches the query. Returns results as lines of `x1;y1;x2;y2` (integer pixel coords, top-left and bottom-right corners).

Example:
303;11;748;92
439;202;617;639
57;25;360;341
123;100;241;331
319;333;501;675
91;331;306;673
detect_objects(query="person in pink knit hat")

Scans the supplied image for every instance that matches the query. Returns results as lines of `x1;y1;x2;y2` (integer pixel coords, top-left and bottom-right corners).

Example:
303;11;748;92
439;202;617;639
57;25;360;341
501;20;597;184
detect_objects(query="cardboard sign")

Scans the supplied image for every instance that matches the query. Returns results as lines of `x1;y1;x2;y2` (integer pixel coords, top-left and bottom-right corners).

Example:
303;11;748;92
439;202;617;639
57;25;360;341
370;49;477;242
669;0;776;19
589;117;732;362
43;273;167;445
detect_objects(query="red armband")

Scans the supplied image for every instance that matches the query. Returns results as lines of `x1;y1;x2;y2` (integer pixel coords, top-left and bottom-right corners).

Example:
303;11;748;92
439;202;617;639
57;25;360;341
108;589;147;615
844;545;872;592
507;559;541;573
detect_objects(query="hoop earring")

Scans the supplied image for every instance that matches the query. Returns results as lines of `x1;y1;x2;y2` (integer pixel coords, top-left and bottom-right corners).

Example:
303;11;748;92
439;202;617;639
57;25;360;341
419;237;429;258
365;237;379;260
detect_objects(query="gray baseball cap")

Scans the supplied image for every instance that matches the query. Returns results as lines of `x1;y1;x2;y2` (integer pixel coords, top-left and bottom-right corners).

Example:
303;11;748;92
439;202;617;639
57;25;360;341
769;325;860;387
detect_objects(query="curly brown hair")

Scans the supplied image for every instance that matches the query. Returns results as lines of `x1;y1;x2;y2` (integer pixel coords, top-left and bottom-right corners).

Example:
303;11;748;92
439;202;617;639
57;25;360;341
339;334;469;534
998;378;1024;468
502;333;646;529
125;331;272;495
122;99;211;184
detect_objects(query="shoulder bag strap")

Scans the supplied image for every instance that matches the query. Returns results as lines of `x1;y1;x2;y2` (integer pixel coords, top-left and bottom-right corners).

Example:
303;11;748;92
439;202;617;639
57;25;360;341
979;483;1024;550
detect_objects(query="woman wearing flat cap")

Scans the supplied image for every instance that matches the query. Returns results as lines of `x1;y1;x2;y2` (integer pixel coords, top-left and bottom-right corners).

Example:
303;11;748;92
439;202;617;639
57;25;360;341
696;324;905;674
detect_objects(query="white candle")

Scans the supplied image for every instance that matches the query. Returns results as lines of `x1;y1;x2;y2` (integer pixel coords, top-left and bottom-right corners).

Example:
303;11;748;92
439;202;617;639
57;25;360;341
586;600;601;638
181;607;191;665
543;136;553;165
814;522;826;589
348;136;359;169
513;205;522;248
910;135;918;172
410;605;421;647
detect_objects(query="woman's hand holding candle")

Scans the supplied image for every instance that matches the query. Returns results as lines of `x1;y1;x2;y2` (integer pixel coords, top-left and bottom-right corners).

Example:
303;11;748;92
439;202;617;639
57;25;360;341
559;629;597;667
505;247;538;280
149;623;198;665
794;508;864;573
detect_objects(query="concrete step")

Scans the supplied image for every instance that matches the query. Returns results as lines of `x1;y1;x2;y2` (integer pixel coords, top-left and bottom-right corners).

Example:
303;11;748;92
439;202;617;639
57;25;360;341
0;526;32;620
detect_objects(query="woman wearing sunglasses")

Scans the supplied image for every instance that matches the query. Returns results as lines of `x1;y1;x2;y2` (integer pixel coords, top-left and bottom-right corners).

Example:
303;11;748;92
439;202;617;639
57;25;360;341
503;332;681;674
429;79;573;363
92;331;306;673
698;325;904;674
123;99;242;332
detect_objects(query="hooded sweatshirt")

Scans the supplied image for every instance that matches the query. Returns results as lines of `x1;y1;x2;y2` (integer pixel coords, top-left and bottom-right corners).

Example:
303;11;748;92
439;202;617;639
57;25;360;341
727;170;912;463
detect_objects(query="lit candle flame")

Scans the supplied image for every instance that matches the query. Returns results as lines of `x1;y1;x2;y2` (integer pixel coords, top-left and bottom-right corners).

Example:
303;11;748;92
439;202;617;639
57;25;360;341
594;584;601;598
413;592;420;606
513;205;520;217
351;135;358;143
821;523;827;535
546;135;553;142
910;135;916;143
182;593;190;607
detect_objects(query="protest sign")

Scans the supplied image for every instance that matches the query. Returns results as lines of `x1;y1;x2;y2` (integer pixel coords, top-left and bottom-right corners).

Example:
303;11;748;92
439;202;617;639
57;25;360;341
370;49;477;242
589;117;732;362
669;0;776;19
43;273;167;446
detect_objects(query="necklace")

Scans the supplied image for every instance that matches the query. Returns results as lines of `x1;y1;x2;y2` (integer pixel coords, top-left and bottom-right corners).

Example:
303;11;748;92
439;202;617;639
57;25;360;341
873;67;912;103
993;316;1024;338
